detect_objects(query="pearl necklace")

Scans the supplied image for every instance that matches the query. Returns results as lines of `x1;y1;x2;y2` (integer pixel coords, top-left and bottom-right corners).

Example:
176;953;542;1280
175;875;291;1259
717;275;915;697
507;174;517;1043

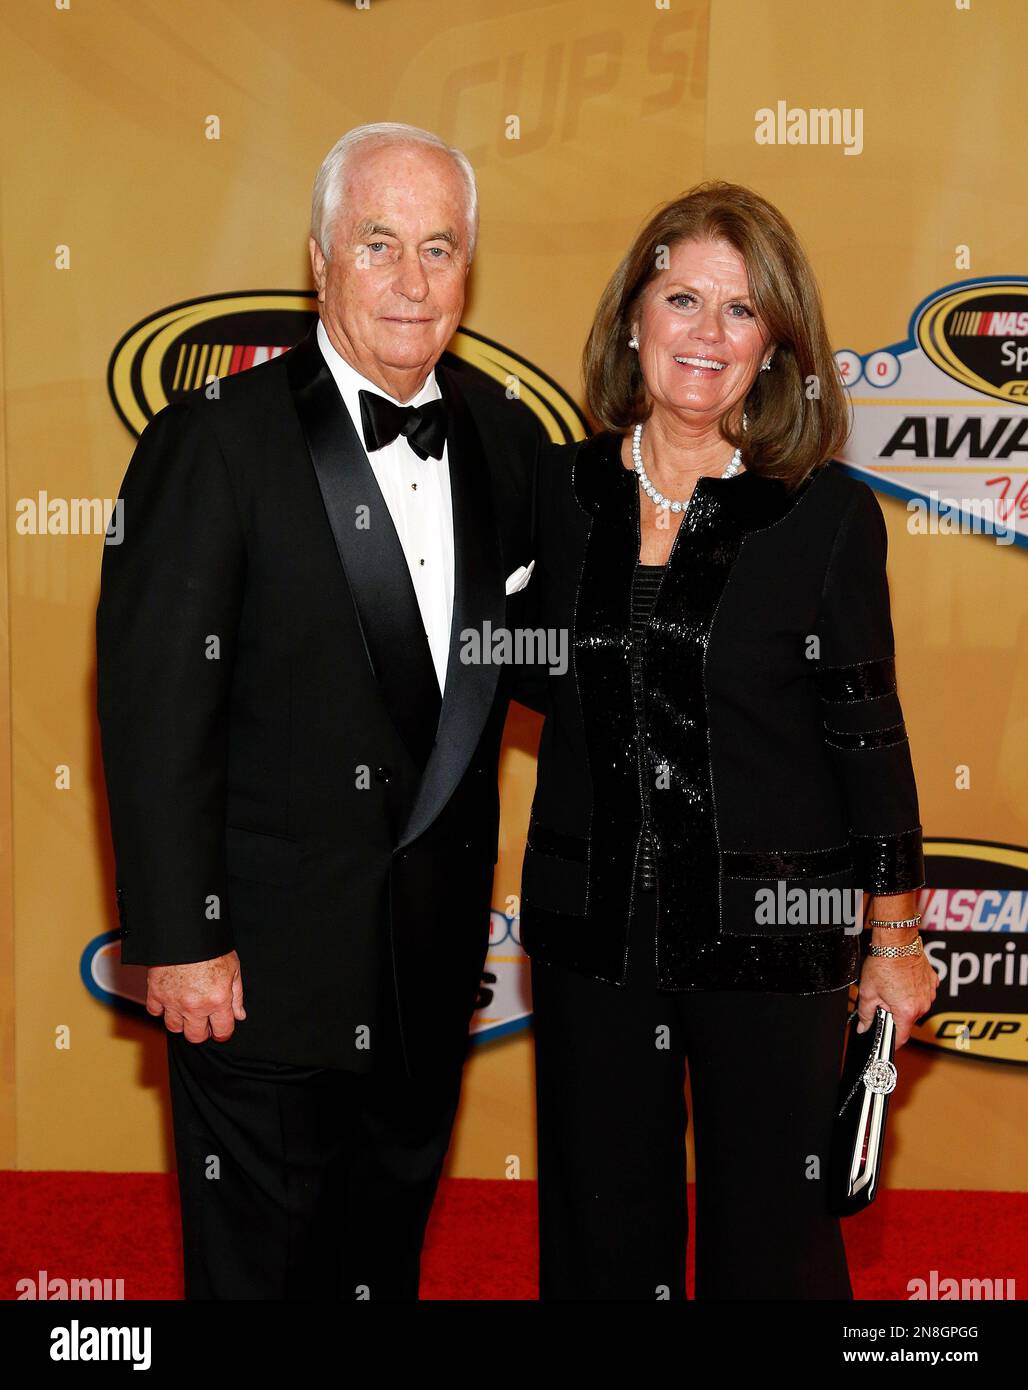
631;421;743;512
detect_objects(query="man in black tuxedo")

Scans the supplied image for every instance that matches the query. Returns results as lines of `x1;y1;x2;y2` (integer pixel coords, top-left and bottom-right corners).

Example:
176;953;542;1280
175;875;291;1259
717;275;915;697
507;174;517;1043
96;122;543;1299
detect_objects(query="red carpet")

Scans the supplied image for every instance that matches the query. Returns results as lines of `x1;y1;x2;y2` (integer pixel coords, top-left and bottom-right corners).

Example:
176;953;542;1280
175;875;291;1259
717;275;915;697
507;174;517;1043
1;1172;1023;1300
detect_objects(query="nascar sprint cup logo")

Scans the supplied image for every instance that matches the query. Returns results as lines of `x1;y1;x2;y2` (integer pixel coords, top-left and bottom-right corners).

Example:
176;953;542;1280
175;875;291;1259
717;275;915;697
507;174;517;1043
838;277;1028;548
908;839;1028;1066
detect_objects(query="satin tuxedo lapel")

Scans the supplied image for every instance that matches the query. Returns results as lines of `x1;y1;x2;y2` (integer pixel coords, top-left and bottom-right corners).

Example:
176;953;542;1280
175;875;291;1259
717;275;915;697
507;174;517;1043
396;359;505;851
570;432;812;981
286;326;441;769
286;327;505;851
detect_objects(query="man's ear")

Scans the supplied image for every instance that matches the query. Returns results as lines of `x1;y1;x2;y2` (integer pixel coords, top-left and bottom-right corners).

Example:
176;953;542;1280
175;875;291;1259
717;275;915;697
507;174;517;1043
309;236;326;302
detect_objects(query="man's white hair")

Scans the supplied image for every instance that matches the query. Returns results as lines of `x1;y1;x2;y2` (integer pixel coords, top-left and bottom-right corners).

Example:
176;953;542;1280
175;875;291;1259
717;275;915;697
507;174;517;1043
310;122;479;263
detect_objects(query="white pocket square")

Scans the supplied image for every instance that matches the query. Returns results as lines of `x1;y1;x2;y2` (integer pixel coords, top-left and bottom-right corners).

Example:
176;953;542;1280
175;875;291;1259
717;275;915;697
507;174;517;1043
504;560;535;595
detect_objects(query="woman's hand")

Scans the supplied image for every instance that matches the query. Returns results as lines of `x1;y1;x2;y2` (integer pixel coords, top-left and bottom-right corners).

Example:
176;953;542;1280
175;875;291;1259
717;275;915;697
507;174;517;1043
855;890;938;1048
857;952;938;1049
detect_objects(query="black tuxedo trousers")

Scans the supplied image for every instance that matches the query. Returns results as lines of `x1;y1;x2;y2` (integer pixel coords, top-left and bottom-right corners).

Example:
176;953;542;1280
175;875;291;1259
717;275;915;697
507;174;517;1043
165;1020;467;1300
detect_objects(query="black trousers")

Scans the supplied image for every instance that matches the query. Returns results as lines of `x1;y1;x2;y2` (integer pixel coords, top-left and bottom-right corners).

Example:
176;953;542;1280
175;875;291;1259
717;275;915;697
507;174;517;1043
530;890;854;1300
165;1006;465;1300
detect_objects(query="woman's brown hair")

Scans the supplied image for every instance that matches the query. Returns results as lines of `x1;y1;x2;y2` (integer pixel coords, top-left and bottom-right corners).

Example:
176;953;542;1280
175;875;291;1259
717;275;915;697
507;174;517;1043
582;180;851;486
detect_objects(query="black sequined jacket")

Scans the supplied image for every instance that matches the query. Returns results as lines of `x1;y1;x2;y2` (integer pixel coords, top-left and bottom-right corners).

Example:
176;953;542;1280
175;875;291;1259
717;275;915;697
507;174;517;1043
513;431;925;993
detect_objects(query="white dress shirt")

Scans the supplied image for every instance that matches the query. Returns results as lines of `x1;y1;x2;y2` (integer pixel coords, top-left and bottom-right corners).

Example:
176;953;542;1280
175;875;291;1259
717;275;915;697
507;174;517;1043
316;319;455;695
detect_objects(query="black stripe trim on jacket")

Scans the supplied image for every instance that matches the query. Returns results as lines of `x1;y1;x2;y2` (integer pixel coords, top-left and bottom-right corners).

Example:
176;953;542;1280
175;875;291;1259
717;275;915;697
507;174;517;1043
815;655;897;703
824;722;907;750
721;844;853;879
850;826;925;894
527;816;588;863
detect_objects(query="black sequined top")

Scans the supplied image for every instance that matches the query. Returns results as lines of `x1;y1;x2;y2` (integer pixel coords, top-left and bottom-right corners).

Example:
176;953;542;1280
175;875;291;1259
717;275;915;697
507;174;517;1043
630;562;666;892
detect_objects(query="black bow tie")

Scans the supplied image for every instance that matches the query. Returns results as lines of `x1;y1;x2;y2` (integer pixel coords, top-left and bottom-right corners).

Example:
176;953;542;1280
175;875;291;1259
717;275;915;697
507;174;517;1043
358;389;447;461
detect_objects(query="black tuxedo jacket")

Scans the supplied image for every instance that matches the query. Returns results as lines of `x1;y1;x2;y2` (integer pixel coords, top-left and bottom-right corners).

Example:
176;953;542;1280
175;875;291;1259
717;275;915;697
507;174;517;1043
514;431;925;995
96;324;543;1076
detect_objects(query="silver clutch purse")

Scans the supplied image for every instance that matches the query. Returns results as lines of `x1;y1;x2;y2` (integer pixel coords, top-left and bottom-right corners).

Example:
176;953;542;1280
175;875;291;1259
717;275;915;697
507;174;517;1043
828;1004;897;1217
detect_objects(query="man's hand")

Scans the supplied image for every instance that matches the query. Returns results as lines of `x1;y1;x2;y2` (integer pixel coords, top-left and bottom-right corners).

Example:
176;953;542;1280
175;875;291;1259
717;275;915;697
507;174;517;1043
145;951;246;1043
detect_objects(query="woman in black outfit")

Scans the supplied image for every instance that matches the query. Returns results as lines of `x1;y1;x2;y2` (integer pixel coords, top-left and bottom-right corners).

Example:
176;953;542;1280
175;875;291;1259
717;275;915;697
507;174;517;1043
515;182;939;1300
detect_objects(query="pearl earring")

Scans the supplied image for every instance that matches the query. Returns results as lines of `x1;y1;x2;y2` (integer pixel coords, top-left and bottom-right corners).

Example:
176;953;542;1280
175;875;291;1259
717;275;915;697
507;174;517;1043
761;357;772;371
628;336;639;349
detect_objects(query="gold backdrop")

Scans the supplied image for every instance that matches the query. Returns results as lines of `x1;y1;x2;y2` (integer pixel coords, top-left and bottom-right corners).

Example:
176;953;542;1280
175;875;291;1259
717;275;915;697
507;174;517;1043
0;0;1024;1193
